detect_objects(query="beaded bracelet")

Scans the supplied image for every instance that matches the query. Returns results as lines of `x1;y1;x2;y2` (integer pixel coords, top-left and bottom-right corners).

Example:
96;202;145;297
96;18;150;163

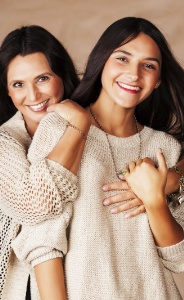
67;122;87;140
167;166;184;206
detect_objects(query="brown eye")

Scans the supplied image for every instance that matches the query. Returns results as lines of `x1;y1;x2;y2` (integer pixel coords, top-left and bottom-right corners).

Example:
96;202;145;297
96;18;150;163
38;76;49;82
12;82;23;88
145;63;156;70
117;57;128;62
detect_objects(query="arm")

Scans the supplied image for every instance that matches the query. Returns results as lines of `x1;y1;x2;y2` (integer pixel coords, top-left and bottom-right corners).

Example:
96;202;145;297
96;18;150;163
0;100;90;225
102;156;184;218
34;258;66;300
12;101;90;299
165;157;184;195
0;132;78;225
12;204;72;300
29;100;90;175
124;149;184;247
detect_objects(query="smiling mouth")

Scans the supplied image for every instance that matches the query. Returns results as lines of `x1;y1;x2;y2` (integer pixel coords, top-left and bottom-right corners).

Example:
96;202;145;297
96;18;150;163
28;99;50;111
117;82;141;91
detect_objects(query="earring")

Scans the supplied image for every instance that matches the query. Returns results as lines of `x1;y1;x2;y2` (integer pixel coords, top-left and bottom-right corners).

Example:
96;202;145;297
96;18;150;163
155;82;160;89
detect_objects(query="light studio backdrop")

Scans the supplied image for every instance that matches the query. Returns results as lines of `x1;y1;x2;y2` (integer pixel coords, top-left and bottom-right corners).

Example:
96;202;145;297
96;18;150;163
0;0;184;297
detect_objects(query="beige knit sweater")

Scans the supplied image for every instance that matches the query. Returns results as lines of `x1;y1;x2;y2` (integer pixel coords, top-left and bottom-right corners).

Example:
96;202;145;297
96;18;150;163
0;112;78;299
11;112;184;300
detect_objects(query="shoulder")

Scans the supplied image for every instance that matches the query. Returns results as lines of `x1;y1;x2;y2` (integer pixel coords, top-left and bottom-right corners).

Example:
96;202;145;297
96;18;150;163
0;112;31;147
142;127;181;167
143;126;180;148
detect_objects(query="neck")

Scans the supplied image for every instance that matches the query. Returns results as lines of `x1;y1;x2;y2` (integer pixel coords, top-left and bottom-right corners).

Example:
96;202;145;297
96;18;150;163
88;101;140;138
25;121;37;138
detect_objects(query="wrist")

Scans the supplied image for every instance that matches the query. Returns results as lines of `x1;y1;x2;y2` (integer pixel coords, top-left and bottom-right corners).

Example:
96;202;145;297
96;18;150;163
70;112;91;136
66;122;88;140
145;194;167;211
167;166;184;206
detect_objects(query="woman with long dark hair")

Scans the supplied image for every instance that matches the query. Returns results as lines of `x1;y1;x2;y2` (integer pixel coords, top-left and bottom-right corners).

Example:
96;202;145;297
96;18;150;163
0;25;90;299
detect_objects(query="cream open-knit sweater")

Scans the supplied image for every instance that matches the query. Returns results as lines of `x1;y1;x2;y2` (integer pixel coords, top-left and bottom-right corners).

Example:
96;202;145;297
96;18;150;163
0;112;78;299
1;112;184;299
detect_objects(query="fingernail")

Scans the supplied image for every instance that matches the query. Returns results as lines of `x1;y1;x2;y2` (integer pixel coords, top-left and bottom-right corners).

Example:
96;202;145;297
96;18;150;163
119;175;125;180
124;213;130;219
102;185;108;191
110;207;117;214
103;199;109;205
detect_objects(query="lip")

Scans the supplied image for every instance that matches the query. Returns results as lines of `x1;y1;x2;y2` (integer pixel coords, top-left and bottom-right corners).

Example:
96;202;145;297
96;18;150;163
27;99;50;112
117;82;141;93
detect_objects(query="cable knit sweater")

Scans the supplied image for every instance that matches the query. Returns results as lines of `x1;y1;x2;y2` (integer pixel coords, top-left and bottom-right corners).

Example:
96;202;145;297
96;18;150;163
0;112;78;299
10;112;184;300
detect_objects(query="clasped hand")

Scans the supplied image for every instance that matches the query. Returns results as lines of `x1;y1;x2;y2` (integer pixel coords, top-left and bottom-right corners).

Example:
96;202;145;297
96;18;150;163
103;149;168;217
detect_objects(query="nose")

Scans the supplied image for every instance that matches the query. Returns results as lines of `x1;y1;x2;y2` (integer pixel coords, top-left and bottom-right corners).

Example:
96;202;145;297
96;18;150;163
123;65;139;83
124;73;138;82
26;84;40;102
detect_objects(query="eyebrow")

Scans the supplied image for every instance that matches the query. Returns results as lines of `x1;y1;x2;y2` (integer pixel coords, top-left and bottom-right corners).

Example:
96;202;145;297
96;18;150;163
113;50;161;66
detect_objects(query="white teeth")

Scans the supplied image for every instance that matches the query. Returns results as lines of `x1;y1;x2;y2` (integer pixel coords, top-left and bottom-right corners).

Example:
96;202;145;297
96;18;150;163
118;82;141;91
30;99;48;110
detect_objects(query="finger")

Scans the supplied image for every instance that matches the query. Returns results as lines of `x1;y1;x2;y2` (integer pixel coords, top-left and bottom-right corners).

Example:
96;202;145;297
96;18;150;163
143;157;155;166
156;148;167;174
118;168;129;180
124;205;146;219
128;161;136;172
47;102;63;112
110;200;144;214
103;190;136;205
136;159;143;166
102;180;129;192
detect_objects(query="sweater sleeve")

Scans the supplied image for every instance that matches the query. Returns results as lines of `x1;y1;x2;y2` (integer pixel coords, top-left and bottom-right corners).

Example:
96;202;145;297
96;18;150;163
11;202;72;267
0;113;78;225
156;134;184;273
157;200;184;273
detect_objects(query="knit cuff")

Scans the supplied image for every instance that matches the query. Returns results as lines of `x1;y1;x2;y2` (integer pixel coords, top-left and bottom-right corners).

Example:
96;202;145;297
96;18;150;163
157;239;184;272
31;249;63;267
157;239;184;260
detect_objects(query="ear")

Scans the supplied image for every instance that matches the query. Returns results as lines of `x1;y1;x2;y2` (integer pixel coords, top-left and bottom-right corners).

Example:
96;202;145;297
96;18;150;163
155;79;161;89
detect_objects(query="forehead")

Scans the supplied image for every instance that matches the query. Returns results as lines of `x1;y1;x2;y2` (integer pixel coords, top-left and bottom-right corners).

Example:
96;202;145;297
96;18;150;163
7;52;52;80
113;33;161;61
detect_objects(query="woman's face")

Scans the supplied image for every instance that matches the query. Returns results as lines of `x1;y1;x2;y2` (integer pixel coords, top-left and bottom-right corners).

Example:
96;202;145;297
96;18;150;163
7;52;64;136
100;33;162;109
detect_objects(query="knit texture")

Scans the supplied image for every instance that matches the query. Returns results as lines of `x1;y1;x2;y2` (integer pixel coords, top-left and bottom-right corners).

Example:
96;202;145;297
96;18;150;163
0;112;78;299
12;112;184;300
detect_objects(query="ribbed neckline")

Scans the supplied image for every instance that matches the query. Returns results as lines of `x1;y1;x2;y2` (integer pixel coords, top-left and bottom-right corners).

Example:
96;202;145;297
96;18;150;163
88;124;152;148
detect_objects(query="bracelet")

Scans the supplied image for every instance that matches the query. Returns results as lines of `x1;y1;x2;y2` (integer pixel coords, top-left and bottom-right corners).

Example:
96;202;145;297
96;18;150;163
167;166;184;205
66;122;87;140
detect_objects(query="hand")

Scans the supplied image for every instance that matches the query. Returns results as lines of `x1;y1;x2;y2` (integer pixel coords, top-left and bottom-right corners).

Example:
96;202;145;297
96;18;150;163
102;180;145;218
47;99;90;133
123;149;167;210
102;158;155;218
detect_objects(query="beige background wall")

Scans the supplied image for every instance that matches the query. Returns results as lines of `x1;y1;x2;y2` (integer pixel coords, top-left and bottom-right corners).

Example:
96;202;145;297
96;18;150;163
0;0;184;297
0;0;184;72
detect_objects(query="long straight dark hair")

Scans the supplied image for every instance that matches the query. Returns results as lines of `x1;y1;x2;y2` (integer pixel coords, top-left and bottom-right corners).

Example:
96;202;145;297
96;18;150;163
72;17;184;145
0;25;79;125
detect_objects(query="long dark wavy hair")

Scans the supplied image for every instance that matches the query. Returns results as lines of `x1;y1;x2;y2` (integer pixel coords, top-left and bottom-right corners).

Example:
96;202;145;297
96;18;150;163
72;17;184;146
0;25;79;125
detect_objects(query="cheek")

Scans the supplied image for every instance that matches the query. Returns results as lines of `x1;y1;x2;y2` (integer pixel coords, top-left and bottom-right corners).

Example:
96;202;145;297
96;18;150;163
50;80;64;102
8;90;22;107
146;74;160;89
